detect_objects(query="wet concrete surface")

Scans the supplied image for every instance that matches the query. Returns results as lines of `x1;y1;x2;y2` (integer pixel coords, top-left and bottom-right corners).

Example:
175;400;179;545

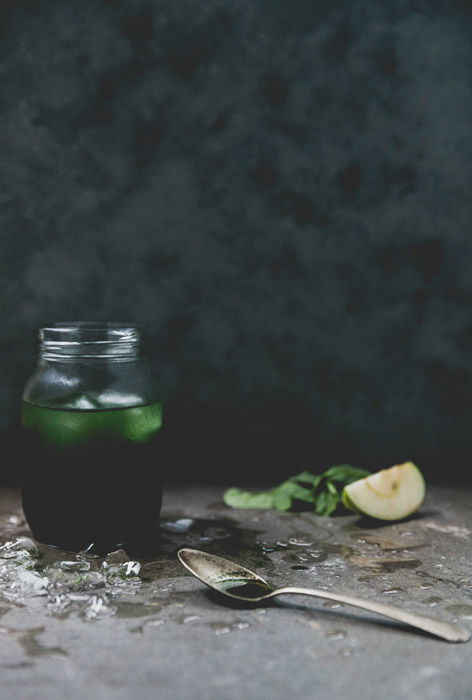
0;486;471;699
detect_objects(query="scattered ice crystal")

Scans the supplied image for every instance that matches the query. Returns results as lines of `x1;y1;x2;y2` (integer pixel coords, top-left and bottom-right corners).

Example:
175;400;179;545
0;537;38;557
161;519;194;533
60;561;91;572
45;568;106;591
124;561;141;577
47;594;71;614
103;561;142;581
104;549;129;565
83;595;116;620
15;570;49;595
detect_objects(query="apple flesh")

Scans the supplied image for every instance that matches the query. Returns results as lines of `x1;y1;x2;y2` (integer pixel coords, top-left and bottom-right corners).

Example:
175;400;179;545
341;461;425;520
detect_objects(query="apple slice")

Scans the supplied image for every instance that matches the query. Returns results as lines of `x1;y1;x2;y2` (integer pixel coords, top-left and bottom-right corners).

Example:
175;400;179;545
341;461;425;520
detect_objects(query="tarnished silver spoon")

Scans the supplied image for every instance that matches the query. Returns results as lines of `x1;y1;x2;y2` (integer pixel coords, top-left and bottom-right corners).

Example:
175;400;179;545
178;548;470;643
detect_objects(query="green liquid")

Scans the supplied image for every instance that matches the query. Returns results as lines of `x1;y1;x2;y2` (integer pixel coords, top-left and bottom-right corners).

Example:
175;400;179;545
21;400;164;554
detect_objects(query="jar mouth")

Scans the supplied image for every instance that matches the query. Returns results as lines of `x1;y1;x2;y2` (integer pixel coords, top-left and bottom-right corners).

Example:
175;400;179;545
39;322;141;358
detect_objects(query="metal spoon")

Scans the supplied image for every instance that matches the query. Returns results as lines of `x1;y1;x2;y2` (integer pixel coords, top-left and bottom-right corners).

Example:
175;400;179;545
178;548;470;643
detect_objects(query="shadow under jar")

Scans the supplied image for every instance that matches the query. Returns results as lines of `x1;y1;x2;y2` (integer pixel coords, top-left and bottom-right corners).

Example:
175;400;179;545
21;323;163;555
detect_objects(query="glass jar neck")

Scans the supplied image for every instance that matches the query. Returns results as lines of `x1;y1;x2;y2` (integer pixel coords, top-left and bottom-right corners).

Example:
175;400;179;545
38;323;141;360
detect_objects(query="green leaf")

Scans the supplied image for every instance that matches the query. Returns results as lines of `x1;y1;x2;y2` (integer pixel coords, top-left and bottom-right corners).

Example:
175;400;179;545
326;480;338;496
223;488;277;509
323;465;370;484
276;481;314;502
291;471;322;486
313;490;339;516
272;492;293;511
223;463;371;516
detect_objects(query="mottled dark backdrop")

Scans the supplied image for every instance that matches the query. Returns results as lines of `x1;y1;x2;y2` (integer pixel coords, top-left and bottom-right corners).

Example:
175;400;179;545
1;0;472;483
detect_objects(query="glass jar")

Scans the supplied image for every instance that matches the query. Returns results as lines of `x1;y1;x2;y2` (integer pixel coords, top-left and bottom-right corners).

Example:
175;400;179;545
21;322;163;554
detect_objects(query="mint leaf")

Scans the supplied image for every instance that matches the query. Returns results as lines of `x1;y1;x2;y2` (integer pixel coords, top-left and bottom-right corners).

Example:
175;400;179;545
326;480;338;496
223;488;278;509
323;465;370;483
223;464;370;516
276;480;314;502
313;490;339;516
272;492;293;511
291;471;322;486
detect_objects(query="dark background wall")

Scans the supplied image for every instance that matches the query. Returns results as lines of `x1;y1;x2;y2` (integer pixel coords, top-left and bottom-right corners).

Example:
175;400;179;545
1;0;472;484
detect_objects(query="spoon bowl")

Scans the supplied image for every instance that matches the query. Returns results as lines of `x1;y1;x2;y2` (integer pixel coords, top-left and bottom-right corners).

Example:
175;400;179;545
178;548;274;600
178;548;471;643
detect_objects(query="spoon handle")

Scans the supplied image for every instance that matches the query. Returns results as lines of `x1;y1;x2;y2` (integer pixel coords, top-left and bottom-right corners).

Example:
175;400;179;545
270;586;470;643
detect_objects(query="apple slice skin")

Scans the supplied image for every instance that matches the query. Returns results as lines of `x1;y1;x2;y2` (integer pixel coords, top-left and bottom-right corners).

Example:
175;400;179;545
341;488;361;513
342;462;425;521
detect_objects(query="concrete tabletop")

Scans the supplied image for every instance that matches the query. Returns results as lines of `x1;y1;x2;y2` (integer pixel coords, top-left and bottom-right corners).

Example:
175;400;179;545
0;485;471;700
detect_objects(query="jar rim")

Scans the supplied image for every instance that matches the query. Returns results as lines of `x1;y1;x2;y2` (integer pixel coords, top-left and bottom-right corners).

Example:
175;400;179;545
40;321;140;333
38;322;142;357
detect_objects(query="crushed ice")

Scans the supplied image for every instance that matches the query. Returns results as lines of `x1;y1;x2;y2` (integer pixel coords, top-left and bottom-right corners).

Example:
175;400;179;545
0;537;38;558
0;537;144;620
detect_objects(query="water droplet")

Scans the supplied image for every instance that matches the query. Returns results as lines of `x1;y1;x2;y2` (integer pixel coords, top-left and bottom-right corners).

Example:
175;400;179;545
353;531;424;551
308;549;327;561
326;629;346;640
446;604;472;619
260;541;288;553
234;621;250;630
183;615;200;623
339;648;352;657
323;601;342;609
288;538;314;547
382;588;403;595
203;527;231;540
260;543;277;553
426;595;443;604
146;619;165;627
214;624;231;635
